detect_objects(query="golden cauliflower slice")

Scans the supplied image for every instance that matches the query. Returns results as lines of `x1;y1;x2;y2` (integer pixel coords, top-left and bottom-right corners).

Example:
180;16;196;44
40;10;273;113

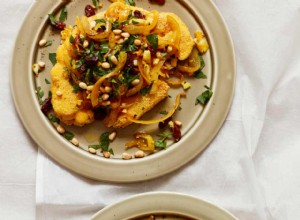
104;80;170;128
50;28;94;127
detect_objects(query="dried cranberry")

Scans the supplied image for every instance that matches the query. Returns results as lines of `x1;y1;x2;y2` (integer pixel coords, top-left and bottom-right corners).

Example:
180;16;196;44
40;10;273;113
148;44;157;57
125;53;137;69
150;0;166;5
85;5;96;17
134;10;145;19
77;64;87;74
158;117;172;129
54;21;66;30
171;122;181;142
85;56;99;67
41;97;53;115
94;108;107;120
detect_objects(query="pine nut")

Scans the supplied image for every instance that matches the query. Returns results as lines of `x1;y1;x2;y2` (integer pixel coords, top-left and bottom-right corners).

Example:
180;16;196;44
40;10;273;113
56;91;62;96
71;137;79;146
110;55;118;65
79;82;87;89
83;40;89;48
87;85;94;91
122;152;132;160
56;125;65;134
102;101;111;106
39;39;47;47
121;32;130;38
102;93;109;101
134;150;145;158
100;87;106;93
174;120;182;127
133;59;138;66
167;46;173;53
103;151;111;158
104;86;112;93
101;62;110;69
109;131;117;141
134;39;141;46
121;109;127;114
88;148;97;154
38;61;46;68
113;29;122;34
131;79;140;86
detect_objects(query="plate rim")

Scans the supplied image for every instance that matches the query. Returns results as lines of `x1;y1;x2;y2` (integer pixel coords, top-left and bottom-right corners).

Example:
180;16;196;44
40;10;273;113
91;191;239;220
10;0;236;182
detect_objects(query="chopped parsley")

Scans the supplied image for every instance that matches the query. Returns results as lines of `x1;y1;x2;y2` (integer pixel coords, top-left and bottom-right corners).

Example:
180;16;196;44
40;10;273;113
159;110;168;115
63;131;74;141
49;53;57;66
125;0;135;6
45;78;51;84
92;0;100;9
36;87;44;105
44;40;52;47
146;34;158;50
194;69;207;79
155;131;172;149
140;81;153;96
48;114;60;123
88;132;114;155
59;6;68;22
122;35;138;52
195;86;213;106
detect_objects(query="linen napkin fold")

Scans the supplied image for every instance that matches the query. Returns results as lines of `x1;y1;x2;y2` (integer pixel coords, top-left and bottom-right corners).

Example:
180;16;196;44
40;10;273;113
36;1;300;219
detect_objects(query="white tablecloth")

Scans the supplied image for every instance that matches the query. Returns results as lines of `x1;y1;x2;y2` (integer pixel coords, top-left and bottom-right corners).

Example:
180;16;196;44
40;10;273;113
2;0;300;219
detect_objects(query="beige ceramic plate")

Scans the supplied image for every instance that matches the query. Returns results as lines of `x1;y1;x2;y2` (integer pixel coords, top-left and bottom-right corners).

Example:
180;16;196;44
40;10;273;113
11;0;235;182
91;192;238;220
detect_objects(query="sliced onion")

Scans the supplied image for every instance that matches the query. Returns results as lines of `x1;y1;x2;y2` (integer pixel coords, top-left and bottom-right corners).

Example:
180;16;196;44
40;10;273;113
123;10;159;35
81;16;112;41
177;47;201;74
128;93;181;124
91;52;127;107
165;71;184;87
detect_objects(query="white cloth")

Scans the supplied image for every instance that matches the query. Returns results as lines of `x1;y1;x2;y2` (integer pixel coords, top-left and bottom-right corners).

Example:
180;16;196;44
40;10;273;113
36;1;300;219
1;0;300;219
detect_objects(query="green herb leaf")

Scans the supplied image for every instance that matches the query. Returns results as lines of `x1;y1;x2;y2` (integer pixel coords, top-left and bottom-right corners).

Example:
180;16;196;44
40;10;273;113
122;35;138;52
159;110;168;115
146;34;158;50
95;18;105;24
155;140;167;149
59;6;68;22
108;148;115;155
48;14;57;25
119;68;139;85
63;131;74;141
49;53;57;66
140;81;153;96
200;55;205;69
195;86;213;106
36;87;44;105
100;132;110;151
48;114;60;123
157;131;172;140
92;0;100;9
194;69;207;79
72;84;82;93
100;41;110;54
69;35;74;44
155;131;172;149
125;0;135;6
45;78;51;84
44;40;52;47
88;145;100;150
